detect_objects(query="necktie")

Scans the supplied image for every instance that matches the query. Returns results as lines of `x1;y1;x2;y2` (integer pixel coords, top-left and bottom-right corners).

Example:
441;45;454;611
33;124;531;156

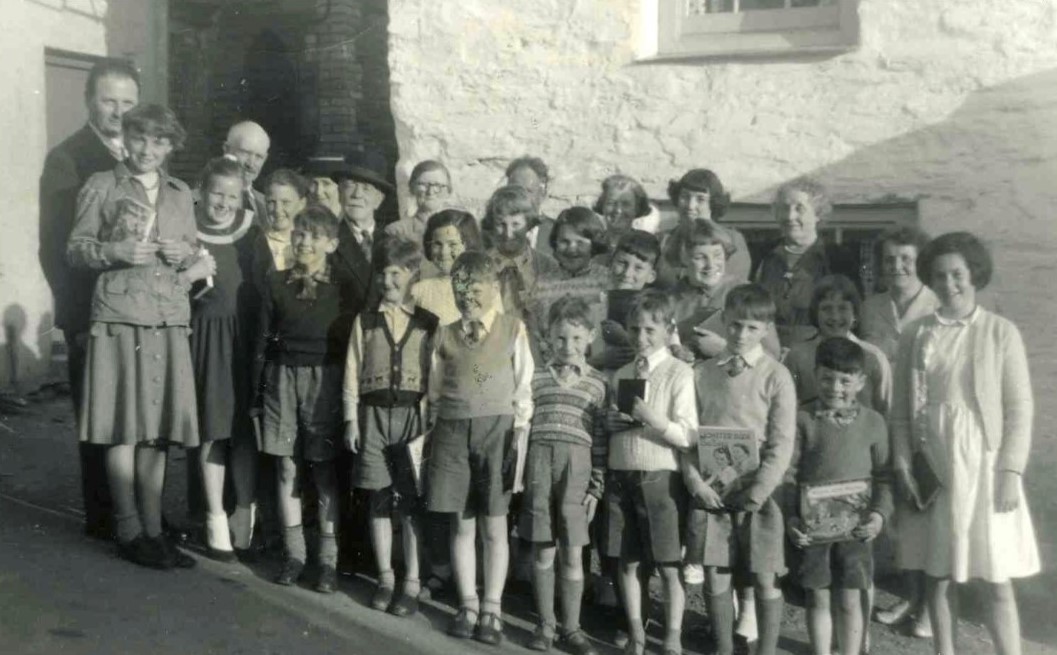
814;407;859;426
359;230;373;259
725;355;746;377
466;320;484;345
635;356;650;379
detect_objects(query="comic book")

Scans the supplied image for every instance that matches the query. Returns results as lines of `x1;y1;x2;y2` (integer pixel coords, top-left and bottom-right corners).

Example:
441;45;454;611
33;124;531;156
109;197;157;242
799;478;872;543
696;426;758;498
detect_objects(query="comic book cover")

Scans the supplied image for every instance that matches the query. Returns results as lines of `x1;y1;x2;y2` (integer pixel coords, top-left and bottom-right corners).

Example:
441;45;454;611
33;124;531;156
696;427;758;498
109;197;156;242
799;478;872;543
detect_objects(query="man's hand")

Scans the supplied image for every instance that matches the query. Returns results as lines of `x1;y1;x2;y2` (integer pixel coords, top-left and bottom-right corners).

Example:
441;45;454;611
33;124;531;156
606;408;637;433
344;420;361;453
106;239;158;265
853;511;884;542
692;327;727;358
600;319;629;346
787;517;811;548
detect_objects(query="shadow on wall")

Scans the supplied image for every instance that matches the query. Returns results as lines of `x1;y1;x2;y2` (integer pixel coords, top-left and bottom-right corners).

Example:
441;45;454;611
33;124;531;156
797;68;1057;646
0;305;49;393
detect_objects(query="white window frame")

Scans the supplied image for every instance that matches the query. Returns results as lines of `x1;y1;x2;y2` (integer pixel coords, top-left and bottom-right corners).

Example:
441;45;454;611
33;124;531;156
640;0;860;60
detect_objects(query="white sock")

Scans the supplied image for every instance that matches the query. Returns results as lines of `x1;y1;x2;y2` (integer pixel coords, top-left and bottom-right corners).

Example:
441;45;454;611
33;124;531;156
206;511;234;552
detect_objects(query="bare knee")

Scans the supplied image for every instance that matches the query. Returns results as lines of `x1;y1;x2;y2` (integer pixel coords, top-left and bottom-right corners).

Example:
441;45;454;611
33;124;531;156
534;545;557;569
480;516;507;544
276;457;299;485
808;589;831;610
987;581;1016;604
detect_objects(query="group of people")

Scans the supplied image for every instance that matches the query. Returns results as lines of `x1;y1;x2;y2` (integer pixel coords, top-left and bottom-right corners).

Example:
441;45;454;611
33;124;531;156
38;59;1039;655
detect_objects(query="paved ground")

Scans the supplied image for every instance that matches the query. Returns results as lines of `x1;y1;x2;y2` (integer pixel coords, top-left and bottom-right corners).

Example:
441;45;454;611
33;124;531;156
0;392;1054;654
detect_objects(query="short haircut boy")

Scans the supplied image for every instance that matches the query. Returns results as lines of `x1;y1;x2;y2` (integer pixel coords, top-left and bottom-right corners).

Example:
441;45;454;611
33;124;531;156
423;209;481;259
723;283;777;323
266;168;310;198
549;206;609;257
613;229;661;269
376;237;422;273
122;104;186;150
450;250;497;284
547;295;596;331
815;337;866;376
626;288;675;328
808;274;862;329
684;219;736;259
293;204;340;239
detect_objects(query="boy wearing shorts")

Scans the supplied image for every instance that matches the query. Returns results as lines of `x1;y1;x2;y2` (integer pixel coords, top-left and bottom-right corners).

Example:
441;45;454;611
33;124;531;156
425;251;534;646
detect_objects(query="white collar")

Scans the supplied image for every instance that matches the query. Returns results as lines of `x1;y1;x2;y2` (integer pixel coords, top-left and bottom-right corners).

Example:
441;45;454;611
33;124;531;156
935;306;979;327
635;347;671;374
380;300;415;317
460;307;499;333
716;345;764;368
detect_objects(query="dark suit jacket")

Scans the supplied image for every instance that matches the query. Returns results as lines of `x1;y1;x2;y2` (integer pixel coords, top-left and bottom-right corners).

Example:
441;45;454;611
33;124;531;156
329;219;386;350
39;125;120;333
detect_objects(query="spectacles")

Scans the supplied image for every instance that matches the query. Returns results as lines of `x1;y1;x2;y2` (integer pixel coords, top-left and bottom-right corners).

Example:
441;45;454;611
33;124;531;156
412;182;450;194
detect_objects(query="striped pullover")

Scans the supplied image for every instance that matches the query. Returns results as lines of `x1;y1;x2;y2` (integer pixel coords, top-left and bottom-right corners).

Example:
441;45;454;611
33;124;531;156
529;364;609;497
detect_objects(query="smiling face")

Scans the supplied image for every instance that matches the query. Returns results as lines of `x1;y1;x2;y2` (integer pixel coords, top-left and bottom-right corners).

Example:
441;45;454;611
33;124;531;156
553;224;594;274
411;168;451;215
929;252;976;317
882;242;922;294
266;183;307;234
816;292;856;338
203;174;243;226
452;274;499;321
88;75;139;138
381;264;414;304
492;212;530;256
548;319;595;366
224;130;270;185
602;189;638;231
774;189;821;248
430;225;466;275
123;131;173;175
339;179;385;227
816;365;866;410
627;311;670;358
722;315;770;355
310;177;342;217
686;243;726;289
677;189;712;222
291;225;338;272
713;448;732;469
609;251;656;290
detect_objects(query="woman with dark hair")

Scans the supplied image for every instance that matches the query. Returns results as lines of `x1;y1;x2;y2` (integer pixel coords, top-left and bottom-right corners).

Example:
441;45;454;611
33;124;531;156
410;209;482;325
891;231;1038;655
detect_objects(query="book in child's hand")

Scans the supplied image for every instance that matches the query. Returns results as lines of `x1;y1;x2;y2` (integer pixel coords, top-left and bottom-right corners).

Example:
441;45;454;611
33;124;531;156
799;478;872;543
397;433;427;496
110;197;157;243
606;289;639;325
696;426;758;498
911;450;942;511
616;379;647;415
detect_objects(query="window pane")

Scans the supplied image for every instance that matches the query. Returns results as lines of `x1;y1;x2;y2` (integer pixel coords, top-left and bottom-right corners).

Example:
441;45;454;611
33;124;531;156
740;0;786;10
791;0;827;6
687;0;735;14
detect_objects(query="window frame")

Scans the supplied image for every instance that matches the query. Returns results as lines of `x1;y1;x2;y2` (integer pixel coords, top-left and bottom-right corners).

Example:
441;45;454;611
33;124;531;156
645;0;860;60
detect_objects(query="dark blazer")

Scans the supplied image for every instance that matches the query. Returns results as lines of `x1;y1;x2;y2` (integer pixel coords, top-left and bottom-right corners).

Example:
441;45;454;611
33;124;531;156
329;219;386;351
39;125;120;333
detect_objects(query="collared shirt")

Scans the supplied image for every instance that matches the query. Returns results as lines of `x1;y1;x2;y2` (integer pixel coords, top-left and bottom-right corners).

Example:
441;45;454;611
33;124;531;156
88;122;126;161
812;403;861;427
861;285;940;362
427;307;535;427
265;230;292;271
343;300;417;418
934;305;979;327
131;170;160;205
715;345;765;370
347;219;376;247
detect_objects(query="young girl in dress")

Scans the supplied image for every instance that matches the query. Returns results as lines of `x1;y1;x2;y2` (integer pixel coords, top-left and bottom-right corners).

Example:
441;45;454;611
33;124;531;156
68;104;214;569
891;231;1038;655
410;209;482;325
191;156;262;560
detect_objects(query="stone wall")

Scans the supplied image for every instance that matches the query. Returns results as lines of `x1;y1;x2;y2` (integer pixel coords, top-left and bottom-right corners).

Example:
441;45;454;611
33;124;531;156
387;0;1057;444
1;0;154;390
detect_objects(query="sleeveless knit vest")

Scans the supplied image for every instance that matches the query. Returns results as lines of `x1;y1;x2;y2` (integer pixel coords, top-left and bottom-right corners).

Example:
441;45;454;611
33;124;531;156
436;313;519;419
359;307;437;406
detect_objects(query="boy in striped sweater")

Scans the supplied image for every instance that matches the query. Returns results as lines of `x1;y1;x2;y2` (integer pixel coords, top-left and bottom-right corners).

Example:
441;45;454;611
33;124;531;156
520;296;608;655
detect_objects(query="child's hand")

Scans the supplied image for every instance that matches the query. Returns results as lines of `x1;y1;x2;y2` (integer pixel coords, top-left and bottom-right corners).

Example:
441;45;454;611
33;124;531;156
630;397;665;432
691;327;727;358
853;511;884;542
669;343;696;364
895;467;923;509
344;421;360;453
787;517;811;548
994;471;1021;513
605;408;636;433
583;494;599;524
106;239;159;265
183;250;217;283
600;319;629;345
157;239;195;266
690;479;724;511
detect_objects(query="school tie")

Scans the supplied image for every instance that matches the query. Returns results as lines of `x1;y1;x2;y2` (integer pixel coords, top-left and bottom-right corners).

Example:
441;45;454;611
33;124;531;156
725;355;746;378
466;320;484;345
635;356;650;380
357;230;373;260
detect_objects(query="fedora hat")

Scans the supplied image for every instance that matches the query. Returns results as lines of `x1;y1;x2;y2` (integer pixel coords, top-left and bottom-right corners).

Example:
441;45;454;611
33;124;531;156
327;149;394;193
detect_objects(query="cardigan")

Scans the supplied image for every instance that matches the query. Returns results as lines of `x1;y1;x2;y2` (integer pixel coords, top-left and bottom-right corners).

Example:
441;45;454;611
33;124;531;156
890;308;1034;475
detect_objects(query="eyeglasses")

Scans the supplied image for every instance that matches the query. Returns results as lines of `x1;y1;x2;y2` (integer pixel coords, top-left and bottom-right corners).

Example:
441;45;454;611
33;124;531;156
412;182;450;194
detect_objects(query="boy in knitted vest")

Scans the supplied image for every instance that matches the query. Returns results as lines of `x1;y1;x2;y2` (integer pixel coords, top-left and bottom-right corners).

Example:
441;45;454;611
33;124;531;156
343;238;438;617
520;296;608;655
425;251;534;646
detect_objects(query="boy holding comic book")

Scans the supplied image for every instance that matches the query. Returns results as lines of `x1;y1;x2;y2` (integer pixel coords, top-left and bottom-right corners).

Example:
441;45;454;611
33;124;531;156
682;283;796;655
785;336;893;655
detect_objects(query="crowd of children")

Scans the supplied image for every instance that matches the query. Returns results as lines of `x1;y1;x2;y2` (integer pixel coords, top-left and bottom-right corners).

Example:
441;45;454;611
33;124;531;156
68;100;1039;655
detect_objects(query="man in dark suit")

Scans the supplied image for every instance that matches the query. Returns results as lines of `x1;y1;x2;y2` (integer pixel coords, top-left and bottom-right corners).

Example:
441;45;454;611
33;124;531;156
38;59;140;540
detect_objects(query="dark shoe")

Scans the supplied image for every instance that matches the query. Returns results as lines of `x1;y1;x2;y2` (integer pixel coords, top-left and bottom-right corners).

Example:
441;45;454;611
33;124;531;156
275;558;305;586
234;547;258;564
562;630;598;655
117;534;170;570
157;536;197;569
528;625;555;652
205;546;238;563
474;612;504;646
161;517;192;545
447;608;478;639
84;522;113;541
387;591;419;617
371;585;394;611
315;565;338;594
621;641;645;655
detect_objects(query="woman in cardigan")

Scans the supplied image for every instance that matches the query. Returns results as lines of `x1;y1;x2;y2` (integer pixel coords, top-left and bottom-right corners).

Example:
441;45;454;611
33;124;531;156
890;231;1038;655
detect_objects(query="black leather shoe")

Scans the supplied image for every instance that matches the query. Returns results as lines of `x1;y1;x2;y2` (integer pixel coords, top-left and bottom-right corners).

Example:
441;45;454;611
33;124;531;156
157;536;196;569
387;590;419;617
315;565;338;594
562;630;598;655
275;558;305;585
371;585;394;611
528;625;554;651
447;608;478;639
205;546;238;563
161;517;192;545
117;535;170;570
474;612;504;646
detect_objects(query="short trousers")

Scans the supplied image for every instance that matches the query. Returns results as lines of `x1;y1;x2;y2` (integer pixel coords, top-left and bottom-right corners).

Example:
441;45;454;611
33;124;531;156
692;496;787;584
797;539;873;590
425;414;516;517
260;363;342;462
602;470;686;564
519;442;594;547
367;485;422;517
352;404;422;492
